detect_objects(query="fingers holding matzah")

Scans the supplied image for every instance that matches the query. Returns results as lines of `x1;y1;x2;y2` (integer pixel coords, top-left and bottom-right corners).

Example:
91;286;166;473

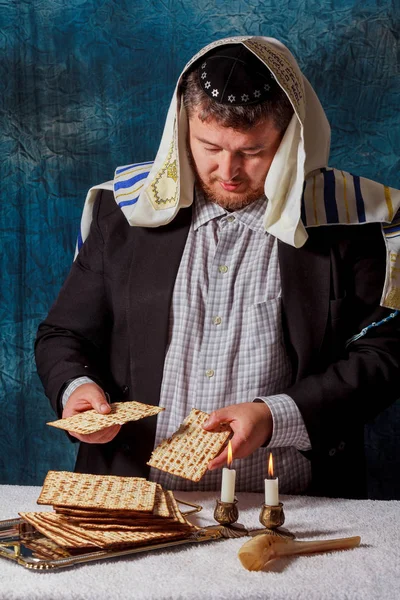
62;382;111;419
203;402;273;470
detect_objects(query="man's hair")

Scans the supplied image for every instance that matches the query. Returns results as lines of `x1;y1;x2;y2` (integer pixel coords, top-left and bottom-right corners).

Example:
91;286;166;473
180;69;294;132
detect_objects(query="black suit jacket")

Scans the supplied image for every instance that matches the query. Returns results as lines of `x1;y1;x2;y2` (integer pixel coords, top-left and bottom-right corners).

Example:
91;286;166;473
35;190;400;498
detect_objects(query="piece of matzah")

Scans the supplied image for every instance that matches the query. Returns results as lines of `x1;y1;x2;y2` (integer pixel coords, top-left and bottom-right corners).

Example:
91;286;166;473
77;521;193;532
53;490;192;527
23;537;71;560
37;471;157;512
51;484;168;518
47;401;164;435
147;408;231;482
53;507;143;519
20;512;99;548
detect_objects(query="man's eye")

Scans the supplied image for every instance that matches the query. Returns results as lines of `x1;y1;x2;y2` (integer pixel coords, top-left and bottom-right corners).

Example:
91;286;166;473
241;151;261;157
205;147;219;153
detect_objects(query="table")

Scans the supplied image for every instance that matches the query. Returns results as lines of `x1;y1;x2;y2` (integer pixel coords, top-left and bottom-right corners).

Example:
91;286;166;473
0;485;398;599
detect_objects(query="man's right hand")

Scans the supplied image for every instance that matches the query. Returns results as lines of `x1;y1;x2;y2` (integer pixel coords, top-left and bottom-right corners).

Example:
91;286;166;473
62;382;121;444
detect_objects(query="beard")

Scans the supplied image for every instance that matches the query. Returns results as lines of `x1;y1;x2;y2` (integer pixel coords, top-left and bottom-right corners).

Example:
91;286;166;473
187;147;265;211
195;175;265;211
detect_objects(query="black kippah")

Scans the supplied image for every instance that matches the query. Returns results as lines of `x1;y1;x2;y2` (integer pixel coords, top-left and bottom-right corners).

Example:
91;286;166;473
197;44;278;106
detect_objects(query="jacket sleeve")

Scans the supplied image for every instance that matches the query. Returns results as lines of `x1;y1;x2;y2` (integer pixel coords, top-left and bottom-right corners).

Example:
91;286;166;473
283;226;400;462
35;190;115;417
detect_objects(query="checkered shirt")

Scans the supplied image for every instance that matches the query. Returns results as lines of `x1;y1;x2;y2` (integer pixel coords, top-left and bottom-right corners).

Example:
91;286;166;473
64;191;312;493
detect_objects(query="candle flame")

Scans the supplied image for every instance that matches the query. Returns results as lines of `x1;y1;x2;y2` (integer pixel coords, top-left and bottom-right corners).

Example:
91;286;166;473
227;440;233;468
268;452;274;478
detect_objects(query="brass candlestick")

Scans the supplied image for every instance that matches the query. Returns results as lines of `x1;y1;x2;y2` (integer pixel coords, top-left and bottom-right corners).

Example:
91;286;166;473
213;499;248;539
258;502;295;539
259;502;285;529
214;498;239;526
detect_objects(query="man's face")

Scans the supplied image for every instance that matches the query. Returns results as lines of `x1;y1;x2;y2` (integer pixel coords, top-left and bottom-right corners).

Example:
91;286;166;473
188;109;284;210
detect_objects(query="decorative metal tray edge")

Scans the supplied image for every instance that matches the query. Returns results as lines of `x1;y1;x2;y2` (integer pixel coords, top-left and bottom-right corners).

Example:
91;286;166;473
0;499;225;571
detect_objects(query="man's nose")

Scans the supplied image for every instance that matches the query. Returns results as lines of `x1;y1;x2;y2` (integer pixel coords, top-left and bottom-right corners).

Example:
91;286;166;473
218;152;240;181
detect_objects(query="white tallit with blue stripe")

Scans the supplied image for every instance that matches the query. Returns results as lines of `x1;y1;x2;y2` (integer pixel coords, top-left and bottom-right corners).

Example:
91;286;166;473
77;36;400;311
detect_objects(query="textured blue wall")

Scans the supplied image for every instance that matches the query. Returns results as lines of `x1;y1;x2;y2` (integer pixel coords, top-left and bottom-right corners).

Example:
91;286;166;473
0;1;399;492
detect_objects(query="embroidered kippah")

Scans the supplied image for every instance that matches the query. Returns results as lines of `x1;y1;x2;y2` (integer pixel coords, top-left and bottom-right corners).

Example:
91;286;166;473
197;43;279;106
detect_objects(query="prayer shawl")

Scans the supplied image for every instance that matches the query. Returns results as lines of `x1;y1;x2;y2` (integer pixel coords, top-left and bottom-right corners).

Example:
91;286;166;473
77;36;400;311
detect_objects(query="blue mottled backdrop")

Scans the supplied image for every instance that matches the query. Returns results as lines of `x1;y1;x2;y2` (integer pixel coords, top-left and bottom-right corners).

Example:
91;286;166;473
0;0;399;496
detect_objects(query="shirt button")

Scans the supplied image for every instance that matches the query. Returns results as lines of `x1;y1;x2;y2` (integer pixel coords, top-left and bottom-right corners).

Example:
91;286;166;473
213;316;222;325
205;369;215;378
227;216;235;223
218;265;229;274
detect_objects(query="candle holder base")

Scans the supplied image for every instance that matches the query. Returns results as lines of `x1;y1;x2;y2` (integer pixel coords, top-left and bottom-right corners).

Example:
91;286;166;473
216;523;249;539
258;502;295;540
252;526;295;540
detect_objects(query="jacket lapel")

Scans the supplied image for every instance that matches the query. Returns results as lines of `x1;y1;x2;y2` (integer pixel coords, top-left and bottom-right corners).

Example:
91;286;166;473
126;206;192;406
278;234;330;380
122;206;192;478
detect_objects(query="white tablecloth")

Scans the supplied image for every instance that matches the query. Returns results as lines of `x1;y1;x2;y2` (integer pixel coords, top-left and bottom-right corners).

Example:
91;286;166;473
0;485;398;600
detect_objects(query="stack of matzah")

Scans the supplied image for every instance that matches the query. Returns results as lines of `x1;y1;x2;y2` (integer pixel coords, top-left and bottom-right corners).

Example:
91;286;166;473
19;471;197;551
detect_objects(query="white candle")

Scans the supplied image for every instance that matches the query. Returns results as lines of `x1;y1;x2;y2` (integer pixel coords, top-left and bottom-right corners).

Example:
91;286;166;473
264;452;279;505
221;440;236;502
221;467;236;502
264;477;279;506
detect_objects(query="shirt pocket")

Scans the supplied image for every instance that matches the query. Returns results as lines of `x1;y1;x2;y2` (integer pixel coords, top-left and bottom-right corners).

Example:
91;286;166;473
243;298;291;394
245;298;282;351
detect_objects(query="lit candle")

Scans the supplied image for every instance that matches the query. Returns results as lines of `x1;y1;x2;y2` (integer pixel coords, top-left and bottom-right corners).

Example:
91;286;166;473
221;440;236;502
264;452;279;506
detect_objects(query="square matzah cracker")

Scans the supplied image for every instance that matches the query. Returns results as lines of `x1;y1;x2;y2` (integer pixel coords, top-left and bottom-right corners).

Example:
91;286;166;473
47;401;164;435
37;471;157;512
147;408;231;482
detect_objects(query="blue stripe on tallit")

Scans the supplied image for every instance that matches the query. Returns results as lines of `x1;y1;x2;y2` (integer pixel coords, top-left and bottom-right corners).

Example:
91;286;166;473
383;216;400;233
300;181;307;226
352;175;366;222
118;196;139;208
384;224;400;234
322;169;338;223
114;171;149;191
77;229;83;251
115;161;153;175
383;222;400;231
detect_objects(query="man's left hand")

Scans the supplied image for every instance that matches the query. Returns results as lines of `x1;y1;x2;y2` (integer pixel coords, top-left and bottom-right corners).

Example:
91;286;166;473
203;402;273;470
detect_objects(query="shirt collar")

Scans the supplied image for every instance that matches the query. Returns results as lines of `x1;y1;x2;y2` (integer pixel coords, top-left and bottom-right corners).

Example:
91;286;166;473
193;187;227;230
193;186;268;233
234;195;268;232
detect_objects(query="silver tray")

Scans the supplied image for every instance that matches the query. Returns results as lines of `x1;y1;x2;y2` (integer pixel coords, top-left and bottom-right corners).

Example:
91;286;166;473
0;499;228;570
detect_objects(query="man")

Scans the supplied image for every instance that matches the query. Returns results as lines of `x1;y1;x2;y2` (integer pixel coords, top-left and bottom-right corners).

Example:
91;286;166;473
35;37;400;499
